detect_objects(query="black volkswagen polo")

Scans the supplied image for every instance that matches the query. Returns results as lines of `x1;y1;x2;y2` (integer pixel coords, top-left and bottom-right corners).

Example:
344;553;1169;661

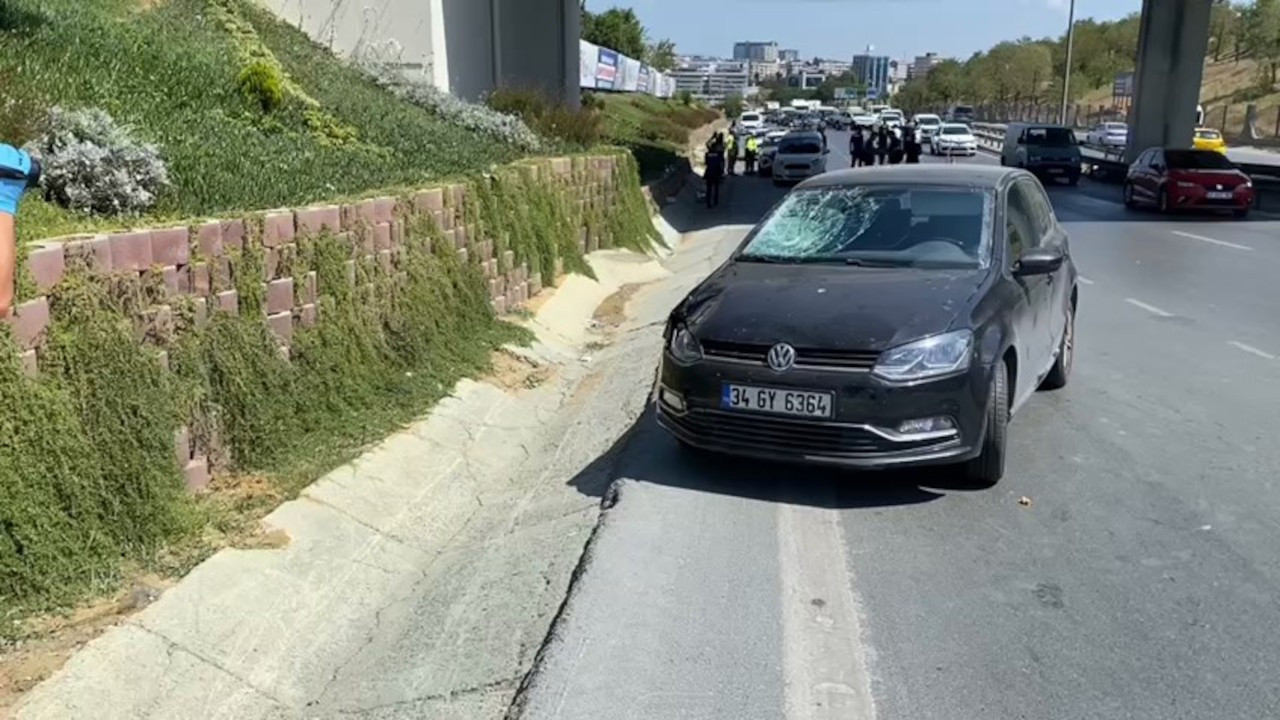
656;165;1078;486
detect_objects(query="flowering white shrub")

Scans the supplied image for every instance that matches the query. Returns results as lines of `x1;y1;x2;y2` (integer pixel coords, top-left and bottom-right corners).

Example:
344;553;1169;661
29;107;169;216
356;59;542;152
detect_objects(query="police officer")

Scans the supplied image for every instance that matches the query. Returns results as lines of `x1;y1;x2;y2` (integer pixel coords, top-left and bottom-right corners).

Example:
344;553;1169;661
743;134;760;175
850;128;867;167
704;134;726;208
725;131;738;177
904;123;922;164
1;143;39;319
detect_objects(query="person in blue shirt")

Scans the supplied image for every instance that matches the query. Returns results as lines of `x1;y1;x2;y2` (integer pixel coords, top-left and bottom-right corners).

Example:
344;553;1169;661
1;143;40;319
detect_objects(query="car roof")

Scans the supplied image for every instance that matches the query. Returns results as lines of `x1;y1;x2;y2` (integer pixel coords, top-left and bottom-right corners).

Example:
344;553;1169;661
782;130;823;139
797;164;1023;190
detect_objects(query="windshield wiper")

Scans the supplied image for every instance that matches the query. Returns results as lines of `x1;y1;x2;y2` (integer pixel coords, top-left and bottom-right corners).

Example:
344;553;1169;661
737;254;788;263
843;257;904;268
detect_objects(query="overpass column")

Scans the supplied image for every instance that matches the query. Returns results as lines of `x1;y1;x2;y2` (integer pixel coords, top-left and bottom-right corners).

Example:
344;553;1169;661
1125;0;1213;163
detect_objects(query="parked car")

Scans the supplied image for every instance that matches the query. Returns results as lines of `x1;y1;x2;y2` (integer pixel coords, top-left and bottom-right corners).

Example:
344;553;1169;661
912;113;943;142
931;123;978;156
948;105;975;123
1085;122;1128;149
771;131;829;185
1192;127;1228;154
656;165;1078;486
738;111;765;133
757;132;789;176
1123;147;1254;218
1000;123;1081;185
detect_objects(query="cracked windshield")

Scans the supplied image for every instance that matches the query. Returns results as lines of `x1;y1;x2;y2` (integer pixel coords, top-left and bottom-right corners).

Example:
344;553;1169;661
2;0;1278;718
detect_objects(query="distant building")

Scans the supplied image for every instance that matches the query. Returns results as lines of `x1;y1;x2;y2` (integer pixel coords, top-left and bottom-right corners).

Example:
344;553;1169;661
851;49;891;97
733;41;779;62
779;48;800;62
910;52;942;80
889;59;909;83
750;60;782;83
670;58;751;103
813;58;852;76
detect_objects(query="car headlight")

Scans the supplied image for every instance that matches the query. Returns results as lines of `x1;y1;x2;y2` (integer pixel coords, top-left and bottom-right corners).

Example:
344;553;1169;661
668;325;702;364
1244;179;1253;188
872;330;974;382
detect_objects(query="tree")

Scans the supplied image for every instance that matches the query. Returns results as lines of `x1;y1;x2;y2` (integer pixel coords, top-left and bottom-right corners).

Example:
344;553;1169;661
1243;0;1280;85
1209;0;1240;61
722;93;744;119
581;7;646;59
645;39;677;71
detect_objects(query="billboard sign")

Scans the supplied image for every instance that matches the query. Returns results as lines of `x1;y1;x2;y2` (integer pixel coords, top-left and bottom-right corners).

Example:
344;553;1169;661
619;57;642;92
596;48;619;90
1113;71;1134;99
579;40;599;89
834;87;857;100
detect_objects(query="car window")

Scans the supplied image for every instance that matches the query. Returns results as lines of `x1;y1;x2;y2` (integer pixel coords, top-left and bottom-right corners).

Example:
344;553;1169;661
1004;183;1041;265
1165;149;1235;169
1016;179;1056;245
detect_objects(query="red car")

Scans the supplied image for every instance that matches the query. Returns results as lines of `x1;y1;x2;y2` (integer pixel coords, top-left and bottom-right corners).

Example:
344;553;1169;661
1124;147;1255;218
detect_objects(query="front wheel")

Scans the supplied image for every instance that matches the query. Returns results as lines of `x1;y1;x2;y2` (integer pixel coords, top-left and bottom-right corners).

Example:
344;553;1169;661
1157;186;1171;214
1234;207;1250;219
1123;182;1137;208
964;362;1009;487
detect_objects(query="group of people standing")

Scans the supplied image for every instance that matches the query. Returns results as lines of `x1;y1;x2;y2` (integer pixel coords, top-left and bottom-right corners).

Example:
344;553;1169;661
849;124;923;167
702;127;761;208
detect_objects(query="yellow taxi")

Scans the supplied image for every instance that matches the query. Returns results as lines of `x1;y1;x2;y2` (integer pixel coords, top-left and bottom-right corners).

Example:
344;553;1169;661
1193;127;1228;154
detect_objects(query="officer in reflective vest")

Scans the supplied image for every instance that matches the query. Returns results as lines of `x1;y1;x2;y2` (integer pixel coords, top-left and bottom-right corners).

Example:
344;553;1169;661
743;135;760;175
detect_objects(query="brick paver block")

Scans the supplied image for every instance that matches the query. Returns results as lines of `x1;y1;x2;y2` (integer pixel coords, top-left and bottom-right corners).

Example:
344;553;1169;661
413;188;444;214
109;230;153;271
447;184;466;209
302;271;318;305
298;303;317;328
262;211;295;248
221;219;245;251
215;290;239;315
266;311;293;344
266;278;294;315
373;196;396;224
454;225;468;249
174;426;191;467
10;297;49;349
162;265;181;297
63;235;112;272
296;205;341;236
551;158;572;176
212;257;233;292
196;221;222;258
264;247;281;281
373;222;392;251
375;250;392;273
502;249;516;271
19;350;37;378
529;275;543;297
191;262;212;296
487;278;498;299
183;457;210;493
151;227;190;267
390;219;404;247
193;297;209;329
26;243;65;292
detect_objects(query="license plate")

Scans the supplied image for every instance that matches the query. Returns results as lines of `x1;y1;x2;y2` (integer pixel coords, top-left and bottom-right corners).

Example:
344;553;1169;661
1207;191;1233;200
722;384;833;419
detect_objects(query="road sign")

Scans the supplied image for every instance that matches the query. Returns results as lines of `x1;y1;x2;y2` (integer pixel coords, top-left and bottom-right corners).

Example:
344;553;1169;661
834;87;856;100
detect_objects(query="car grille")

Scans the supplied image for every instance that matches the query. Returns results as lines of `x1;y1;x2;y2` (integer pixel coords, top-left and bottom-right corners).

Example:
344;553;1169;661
784;163;810;171
701;340;879;371
662;408;950;458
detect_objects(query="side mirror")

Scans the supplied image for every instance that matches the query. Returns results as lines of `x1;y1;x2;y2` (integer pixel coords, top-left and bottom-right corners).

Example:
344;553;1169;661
1015;248;1065;277
823;147;831;154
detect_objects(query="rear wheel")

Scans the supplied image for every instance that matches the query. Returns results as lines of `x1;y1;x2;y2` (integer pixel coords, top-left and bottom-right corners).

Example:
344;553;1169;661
1040;301;1075;391
965;362;1009;487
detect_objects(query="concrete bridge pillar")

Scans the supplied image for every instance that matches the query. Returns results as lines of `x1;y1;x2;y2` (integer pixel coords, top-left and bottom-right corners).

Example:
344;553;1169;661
1125;0;1213;163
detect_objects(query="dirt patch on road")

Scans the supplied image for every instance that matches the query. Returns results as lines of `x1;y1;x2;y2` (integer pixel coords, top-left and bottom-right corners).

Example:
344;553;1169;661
593;283;643;329
485;348;553;392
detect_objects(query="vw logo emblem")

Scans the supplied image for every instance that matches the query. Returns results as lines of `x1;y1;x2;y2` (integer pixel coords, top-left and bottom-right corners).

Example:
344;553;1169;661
767;343;796;372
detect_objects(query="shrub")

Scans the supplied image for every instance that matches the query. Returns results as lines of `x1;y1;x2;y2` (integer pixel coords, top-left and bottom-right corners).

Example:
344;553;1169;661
28;106;170;217
236;59;285;113
0;68;49;146
677;90;694;106
359;62;541;152
488;87;603;149
641;117;688;146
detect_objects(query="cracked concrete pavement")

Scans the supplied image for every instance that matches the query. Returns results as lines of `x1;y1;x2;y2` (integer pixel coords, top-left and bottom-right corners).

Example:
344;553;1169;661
15;188;740;720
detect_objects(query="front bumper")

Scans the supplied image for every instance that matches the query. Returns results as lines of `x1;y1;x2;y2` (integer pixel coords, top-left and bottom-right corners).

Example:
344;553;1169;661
1169;186;1254;210
655;351;990;469
773;165;822;181
1027;161;1080;178
937;143;977;155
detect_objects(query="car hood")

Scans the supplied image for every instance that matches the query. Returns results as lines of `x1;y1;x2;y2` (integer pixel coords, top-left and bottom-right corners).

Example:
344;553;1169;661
940;134;976;142
776;152;823;163
679;262;986;351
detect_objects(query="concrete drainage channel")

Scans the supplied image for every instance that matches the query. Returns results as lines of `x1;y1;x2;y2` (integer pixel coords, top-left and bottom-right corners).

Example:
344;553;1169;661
13;200;690;720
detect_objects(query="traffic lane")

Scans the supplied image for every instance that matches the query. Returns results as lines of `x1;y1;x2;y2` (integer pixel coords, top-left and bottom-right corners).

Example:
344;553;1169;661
839;276;1280;719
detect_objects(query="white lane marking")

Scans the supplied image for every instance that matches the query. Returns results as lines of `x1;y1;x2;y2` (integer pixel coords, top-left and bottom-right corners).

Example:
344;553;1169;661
1228;341;1277;360
1171;230;1253;251
778;503;877;720
1078;276;1095;285
1125;298;1174;318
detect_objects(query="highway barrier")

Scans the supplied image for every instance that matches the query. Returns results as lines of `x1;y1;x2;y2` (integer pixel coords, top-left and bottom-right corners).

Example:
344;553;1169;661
970;122;1280;213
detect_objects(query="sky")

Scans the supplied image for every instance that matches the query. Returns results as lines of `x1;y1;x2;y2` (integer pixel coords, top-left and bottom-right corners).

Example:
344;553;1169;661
584;0;1145;61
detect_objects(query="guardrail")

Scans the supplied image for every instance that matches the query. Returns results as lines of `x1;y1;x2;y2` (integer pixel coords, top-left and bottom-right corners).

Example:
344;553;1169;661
969;122;1280;213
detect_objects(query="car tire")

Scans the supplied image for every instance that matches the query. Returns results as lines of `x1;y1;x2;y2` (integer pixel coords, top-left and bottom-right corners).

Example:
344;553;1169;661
1039;300;1075;391
965;361;1009;488
1067;174;1080;187
1157;186;1171;214
1234;207;1250;219
1123;182;1137;208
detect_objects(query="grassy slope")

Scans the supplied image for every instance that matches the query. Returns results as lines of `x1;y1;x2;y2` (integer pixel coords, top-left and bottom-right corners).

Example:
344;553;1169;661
1079;57;1280;137
595;93;719;180
0;0;522;243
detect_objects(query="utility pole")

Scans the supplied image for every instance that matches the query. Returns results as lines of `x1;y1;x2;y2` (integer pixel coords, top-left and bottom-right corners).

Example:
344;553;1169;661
1059;0;1077;125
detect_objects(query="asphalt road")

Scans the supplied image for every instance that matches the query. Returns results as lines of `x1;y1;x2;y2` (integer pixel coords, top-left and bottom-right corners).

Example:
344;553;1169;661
514;130;1280;720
